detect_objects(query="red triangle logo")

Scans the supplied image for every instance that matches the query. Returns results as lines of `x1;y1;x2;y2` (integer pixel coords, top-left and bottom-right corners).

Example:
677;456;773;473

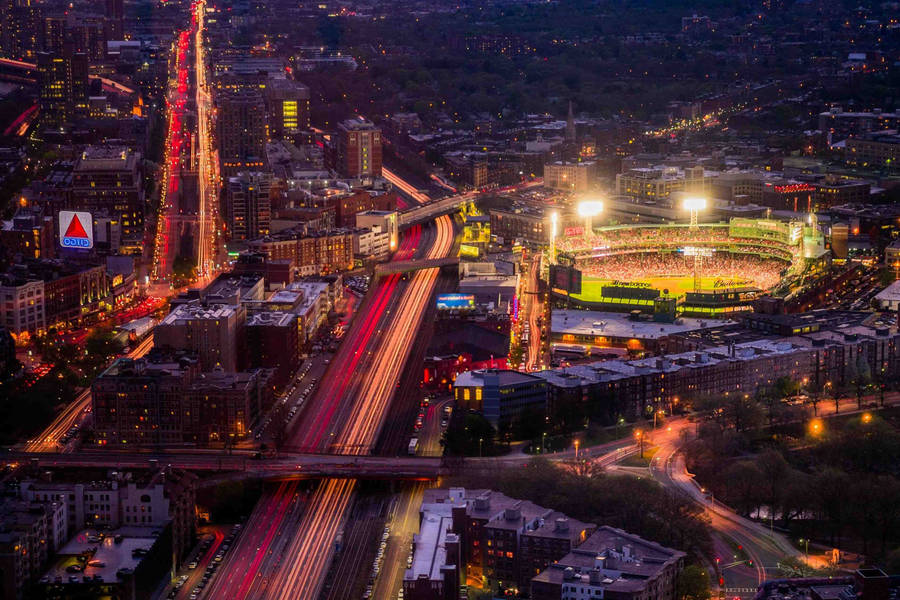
64;214;88;239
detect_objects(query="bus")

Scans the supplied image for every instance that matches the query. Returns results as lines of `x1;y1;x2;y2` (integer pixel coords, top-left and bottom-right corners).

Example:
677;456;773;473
408;438;419;456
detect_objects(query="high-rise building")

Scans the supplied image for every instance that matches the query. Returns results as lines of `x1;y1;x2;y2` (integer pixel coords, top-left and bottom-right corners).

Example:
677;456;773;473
69;146;144;252
217;89;268;177
333;118;382;178
265;78;310;139
105;0;124;41
37;51;89;127
224;172;273;241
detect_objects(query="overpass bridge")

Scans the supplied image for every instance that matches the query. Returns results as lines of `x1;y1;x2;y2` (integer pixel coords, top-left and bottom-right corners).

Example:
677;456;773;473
396;180;544;229
374;256;458;276
4;450;445;480
398;193;477;229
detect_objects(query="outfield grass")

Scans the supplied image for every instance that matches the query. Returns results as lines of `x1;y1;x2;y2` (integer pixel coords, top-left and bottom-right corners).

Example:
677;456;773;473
571;275;751;302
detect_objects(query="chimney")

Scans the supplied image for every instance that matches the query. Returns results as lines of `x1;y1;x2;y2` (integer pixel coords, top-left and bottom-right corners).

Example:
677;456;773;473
563;567;576;581
555;517;569;533
589;568;603;584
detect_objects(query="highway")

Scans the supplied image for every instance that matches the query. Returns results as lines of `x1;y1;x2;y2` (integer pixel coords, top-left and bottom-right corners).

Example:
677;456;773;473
522;252;546;371
202;206;455;599
193;0;220;279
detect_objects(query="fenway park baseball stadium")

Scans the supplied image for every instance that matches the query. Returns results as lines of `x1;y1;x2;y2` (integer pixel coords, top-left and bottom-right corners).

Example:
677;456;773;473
548;217;829;317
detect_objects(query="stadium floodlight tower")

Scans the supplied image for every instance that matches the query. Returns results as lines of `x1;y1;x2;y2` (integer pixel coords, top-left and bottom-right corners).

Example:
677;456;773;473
577;200;603;241
549;211;559;265
683;196;707;230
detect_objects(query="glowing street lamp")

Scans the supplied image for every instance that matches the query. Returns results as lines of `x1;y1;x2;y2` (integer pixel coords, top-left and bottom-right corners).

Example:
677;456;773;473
683;196;707;230
549;211;559;265
577;200;603;240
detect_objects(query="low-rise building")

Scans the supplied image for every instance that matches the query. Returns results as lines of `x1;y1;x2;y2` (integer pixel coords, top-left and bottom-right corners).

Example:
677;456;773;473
92;355;272;446
405;488;596;599
0;499;61;599
0;260;109;337
530;526;685;600
154;303;246;372
453;369;548;428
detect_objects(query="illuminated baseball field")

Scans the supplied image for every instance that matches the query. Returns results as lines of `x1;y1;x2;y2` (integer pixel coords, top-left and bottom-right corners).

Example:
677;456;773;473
570;275;754;303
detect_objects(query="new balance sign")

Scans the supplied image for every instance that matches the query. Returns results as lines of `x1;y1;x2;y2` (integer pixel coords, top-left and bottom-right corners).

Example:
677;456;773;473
59;211;93;249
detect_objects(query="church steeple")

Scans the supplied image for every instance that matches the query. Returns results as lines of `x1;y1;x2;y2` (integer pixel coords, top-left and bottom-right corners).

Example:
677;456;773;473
565;100;576;143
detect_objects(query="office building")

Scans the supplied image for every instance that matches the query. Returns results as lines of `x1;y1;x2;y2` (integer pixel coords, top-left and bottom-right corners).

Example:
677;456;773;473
37;51;89;128
225;172;273;241
453;369;548;429
217;90;268;177
265;78;310;139
70;147;145;252
332;190;395;227
616;165;710;202
333;118;382;178
818;107;900;138
543;161;595;193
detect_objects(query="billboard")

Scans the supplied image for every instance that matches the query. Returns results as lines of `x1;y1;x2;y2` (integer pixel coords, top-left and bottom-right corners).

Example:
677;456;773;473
59;211;93;249
437;294;476;310
549;265;582;295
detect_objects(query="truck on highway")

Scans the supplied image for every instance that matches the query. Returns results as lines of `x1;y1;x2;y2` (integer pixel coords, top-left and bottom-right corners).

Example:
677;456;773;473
408;438;419;456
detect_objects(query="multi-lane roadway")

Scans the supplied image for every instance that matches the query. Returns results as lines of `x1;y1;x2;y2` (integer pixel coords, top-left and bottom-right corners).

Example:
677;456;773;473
203;205;455;599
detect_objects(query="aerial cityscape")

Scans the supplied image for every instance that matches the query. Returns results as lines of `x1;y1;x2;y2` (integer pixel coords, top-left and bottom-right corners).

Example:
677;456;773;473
1;0;900;599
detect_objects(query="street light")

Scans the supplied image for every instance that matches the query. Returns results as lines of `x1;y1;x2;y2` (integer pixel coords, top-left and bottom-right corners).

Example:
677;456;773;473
634;429;644;458
683;196;707;230
574;439;580;460
549;212;559;265
577;200;603;240
800;538;810;566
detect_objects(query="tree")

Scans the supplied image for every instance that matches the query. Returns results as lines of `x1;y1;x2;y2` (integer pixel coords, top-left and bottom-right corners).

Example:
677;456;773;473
676;565;711;600
721;460;764;517
172;254;197;287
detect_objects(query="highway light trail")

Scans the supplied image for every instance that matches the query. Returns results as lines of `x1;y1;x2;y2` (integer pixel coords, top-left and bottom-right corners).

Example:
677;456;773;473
209;170;454;598
384;166;430;205
269;213;454;599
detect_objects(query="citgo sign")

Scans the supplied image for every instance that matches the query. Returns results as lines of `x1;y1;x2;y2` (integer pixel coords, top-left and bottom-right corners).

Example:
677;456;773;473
59;211;93;249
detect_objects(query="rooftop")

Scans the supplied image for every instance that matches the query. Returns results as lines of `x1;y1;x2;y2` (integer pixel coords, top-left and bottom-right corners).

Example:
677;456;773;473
454;369;545;388
551;310;734;341
532;525;685;594
158;302;242;326
43;527;159;584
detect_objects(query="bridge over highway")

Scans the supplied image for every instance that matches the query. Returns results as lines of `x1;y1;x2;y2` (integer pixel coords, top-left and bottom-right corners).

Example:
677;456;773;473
396;180;544;229
374;256;459;275
4;450;445;480
398;193;477;229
